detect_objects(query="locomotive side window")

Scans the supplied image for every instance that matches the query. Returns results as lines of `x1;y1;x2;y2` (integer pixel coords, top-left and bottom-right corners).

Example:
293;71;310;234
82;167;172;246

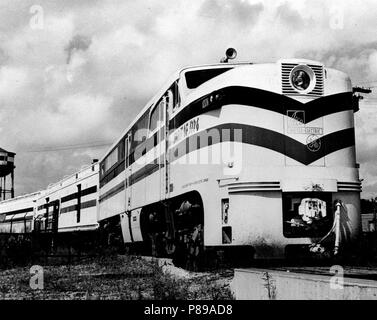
118;138;125;160
149;94;168;134
103;147;118;172
131;110;149;150
149;99;163;134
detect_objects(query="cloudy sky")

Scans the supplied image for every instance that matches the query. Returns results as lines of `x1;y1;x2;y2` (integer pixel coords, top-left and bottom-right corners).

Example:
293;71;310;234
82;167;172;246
0;0;377;198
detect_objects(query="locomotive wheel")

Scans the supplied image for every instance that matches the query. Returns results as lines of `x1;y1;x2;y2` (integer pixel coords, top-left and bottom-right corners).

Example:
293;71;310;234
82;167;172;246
173;224;204;271
164;236;176;255
165;194;205;270
186;224;204;271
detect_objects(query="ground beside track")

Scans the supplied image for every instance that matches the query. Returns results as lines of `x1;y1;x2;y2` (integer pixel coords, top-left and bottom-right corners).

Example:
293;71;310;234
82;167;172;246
0;254;234;300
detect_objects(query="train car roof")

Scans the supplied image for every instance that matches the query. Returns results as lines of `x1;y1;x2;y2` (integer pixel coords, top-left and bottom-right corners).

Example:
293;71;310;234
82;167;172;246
45;161;99;192
0;191;41;205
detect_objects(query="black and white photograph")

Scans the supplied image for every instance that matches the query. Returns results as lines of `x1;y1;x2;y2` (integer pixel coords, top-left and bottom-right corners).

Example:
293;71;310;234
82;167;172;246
0;0;377;306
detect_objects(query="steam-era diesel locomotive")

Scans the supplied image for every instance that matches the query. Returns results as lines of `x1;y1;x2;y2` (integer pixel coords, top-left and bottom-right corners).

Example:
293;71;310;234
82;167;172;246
0;49;362;266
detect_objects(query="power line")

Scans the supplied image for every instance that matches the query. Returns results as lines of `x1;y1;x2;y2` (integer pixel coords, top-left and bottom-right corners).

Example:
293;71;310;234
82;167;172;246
19;142;112;153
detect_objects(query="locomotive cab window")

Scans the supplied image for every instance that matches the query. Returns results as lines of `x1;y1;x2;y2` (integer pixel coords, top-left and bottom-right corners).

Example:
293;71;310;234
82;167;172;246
184;67;233;89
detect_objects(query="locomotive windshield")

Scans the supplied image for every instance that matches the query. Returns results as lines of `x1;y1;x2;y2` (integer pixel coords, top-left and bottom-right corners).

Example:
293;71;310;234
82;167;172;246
185;67;233;89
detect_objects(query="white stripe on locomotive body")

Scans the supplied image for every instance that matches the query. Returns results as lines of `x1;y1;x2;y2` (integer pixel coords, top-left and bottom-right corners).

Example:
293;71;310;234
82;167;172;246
0;192;41;234
101;58;360;258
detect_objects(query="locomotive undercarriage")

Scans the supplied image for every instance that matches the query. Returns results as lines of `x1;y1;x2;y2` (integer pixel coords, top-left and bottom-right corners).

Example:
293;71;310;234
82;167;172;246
136;192;205;270
121;191;256;270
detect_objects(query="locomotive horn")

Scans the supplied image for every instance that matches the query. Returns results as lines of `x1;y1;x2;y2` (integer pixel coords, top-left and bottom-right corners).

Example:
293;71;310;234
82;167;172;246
220;48;237;63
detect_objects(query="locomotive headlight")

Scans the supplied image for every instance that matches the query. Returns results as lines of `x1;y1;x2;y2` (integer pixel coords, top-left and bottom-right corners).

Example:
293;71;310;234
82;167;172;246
290;65;316;93
291;70;310;90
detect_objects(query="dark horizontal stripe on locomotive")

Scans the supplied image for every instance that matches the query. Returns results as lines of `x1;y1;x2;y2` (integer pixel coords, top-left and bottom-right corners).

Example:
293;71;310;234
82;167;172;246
100;131;165;188
169;86;354;130
60;185;98;203
127;127;165;168
169;123;355;166
100;159;125;187
100;158;164;191
60;199;97;214
99;181;125;203
129;160;163;186
2;207;34;216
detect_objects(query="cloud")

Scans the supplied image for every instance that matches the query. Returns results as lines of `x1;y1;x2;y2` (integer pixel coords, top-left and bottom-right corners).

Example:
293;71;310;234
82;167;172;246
0;66;28;98
275;2;304;28
199;0;264;26
65;34;92;63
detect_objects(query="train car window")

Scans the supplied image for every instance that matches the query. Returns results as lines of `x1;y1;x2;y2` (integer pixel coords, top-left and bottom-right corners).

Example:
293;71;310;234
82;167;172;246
185;67;233;89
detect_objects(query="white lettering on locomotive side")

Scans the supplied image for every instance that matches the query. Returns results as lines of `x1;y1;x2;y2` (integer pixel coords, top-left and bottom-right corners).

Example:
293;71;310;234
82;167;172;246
173;117;200;145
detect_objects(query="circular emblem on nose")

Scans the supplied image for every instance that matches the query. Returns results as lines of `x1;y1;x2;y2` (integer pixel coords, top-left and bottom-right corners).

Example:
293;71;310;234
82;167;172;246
307;134;321;152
